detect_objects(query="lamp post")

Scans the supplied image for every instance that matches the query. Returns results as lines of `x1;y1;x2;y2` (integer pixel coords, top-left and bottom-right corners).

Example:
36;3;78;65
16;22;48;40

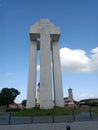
66;125;71;130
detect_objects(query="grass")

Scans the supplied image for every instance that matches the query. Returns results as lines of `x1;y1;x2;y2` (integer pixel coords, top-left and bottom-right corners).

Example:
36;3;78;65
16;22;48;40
92;110;98;115
0;117;4;120
1;107;98;117
53;106;73;115
0;113;5;120
12;106;76;117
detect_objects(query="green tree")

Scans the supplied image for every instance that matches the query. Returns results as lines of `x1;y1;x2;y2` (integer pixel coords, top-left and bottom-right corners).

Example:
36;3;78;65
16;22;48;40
21;99;27;106
0;88;20;106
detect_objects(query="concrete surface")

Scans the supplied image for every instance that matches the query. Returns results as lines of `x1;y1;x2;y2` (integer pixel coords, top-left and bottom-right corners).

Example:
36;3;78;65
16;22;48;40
0;121;98;130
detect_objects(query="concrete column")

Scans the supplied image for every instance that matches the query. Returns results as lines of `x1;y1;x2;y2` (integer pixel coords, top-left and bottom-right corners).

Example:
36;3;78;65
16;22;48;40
26;41;37;108
40;33;53;109
52;42;64;107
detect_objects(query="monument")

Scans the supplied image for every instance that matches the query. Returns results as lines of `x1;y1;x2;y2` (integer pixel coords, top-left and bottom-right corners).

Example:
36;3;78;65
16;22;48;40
26;19;64;109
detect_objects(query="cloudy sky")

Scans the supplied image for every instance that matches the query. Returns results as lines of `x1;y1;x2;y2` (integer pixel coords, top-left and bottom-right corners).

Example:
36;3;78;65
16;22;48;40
60;47;98;72
0;0;98;102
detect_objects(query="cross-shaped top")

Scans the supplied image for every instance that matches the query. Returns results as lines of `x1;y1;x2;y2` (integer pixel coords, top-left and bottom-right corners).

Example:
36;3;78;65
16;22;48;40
30;19;60;42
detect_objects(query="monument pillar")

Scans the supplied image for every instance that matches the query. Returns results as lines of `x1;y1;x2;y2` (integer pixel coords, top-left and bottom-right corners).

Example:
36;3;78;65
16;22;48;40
26;41;37;108
40;33;53;109
52;41;64;107
26;19;64;109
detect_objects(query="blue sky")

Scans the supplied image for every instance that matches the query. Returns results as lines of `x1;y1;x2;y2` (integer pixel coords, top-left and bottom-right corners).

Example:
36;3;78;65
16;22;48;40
0;0;98;103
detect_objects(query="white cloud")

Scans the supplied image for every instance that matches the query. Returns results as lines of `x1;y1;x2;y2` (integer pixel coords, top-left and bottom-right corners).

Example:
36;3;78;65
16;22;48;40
74;93;98;101
80;93;95;99
89;47;98;72
60;47;98;72
37;65;40;71
37;47;98;73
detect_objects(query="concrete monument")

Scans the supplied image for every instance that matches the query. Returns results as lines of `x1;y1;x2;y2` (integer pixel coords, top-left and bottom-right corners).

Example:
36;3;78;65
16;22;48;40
26;19;64;109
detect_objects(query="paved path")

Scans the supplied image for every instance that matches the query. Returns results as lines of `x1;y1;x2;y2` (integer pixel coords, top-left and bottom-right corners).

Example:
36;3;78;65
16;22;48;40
0;121;98;130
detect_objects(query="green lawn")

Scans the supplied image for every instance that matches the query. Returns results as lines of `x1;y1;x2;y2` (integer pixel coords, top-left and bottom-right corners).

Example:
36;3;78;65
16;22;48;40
1;107;98;117
0;113;5;120
92;110;98;115
0;117;4;120
12;106;76;116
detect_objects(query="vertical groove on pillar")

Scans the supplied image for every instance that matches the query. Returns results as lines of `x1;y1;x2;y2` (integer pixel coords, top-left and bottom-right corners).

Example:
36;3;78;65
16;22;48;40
52;42;64;107
26;41;37;108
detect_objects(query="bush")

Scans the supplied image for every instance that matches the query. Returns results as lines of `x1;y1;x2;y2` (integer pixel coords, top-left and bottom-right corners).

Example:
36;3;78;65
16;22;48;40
6;108;21;112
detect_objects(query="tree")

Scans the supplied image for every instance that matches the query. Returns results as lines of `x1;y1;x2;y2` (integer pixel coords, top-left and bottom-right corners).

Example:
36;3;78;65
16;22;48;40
21;99;27;106
0;94;8;105
0;88;20;106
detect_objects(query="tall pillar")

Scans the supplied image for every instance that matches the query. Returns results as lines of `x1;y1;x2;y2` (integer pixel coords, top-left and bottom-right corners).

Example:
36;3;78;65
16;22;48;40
52;41;64;107
26;19;64;109
40;33;53;109
26;41;37;108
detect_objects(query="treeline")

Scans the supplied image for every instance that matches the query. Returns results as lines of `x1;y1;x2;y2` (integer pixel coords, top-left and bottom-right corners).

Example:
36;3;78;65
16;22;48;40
80;101;98;107
0;88;20;106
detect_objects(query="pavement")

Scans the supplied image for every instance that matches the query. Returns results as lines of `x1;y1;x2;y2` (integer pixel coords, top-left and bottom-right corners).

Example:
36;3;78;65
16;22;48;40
0;120;98;130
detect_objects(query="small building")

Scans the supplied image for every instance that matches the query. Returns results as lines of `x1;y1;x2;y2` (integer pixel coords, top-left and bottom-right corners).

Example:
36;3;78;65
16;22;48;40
68;88;74;102
64;88;75;108
80;98;98;104
8;103;24;110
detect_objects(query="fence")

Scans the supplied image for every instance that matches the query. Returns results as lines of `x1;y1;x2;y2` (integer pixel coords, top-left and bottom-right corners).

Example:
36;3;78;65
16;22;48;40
0;108;98;125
